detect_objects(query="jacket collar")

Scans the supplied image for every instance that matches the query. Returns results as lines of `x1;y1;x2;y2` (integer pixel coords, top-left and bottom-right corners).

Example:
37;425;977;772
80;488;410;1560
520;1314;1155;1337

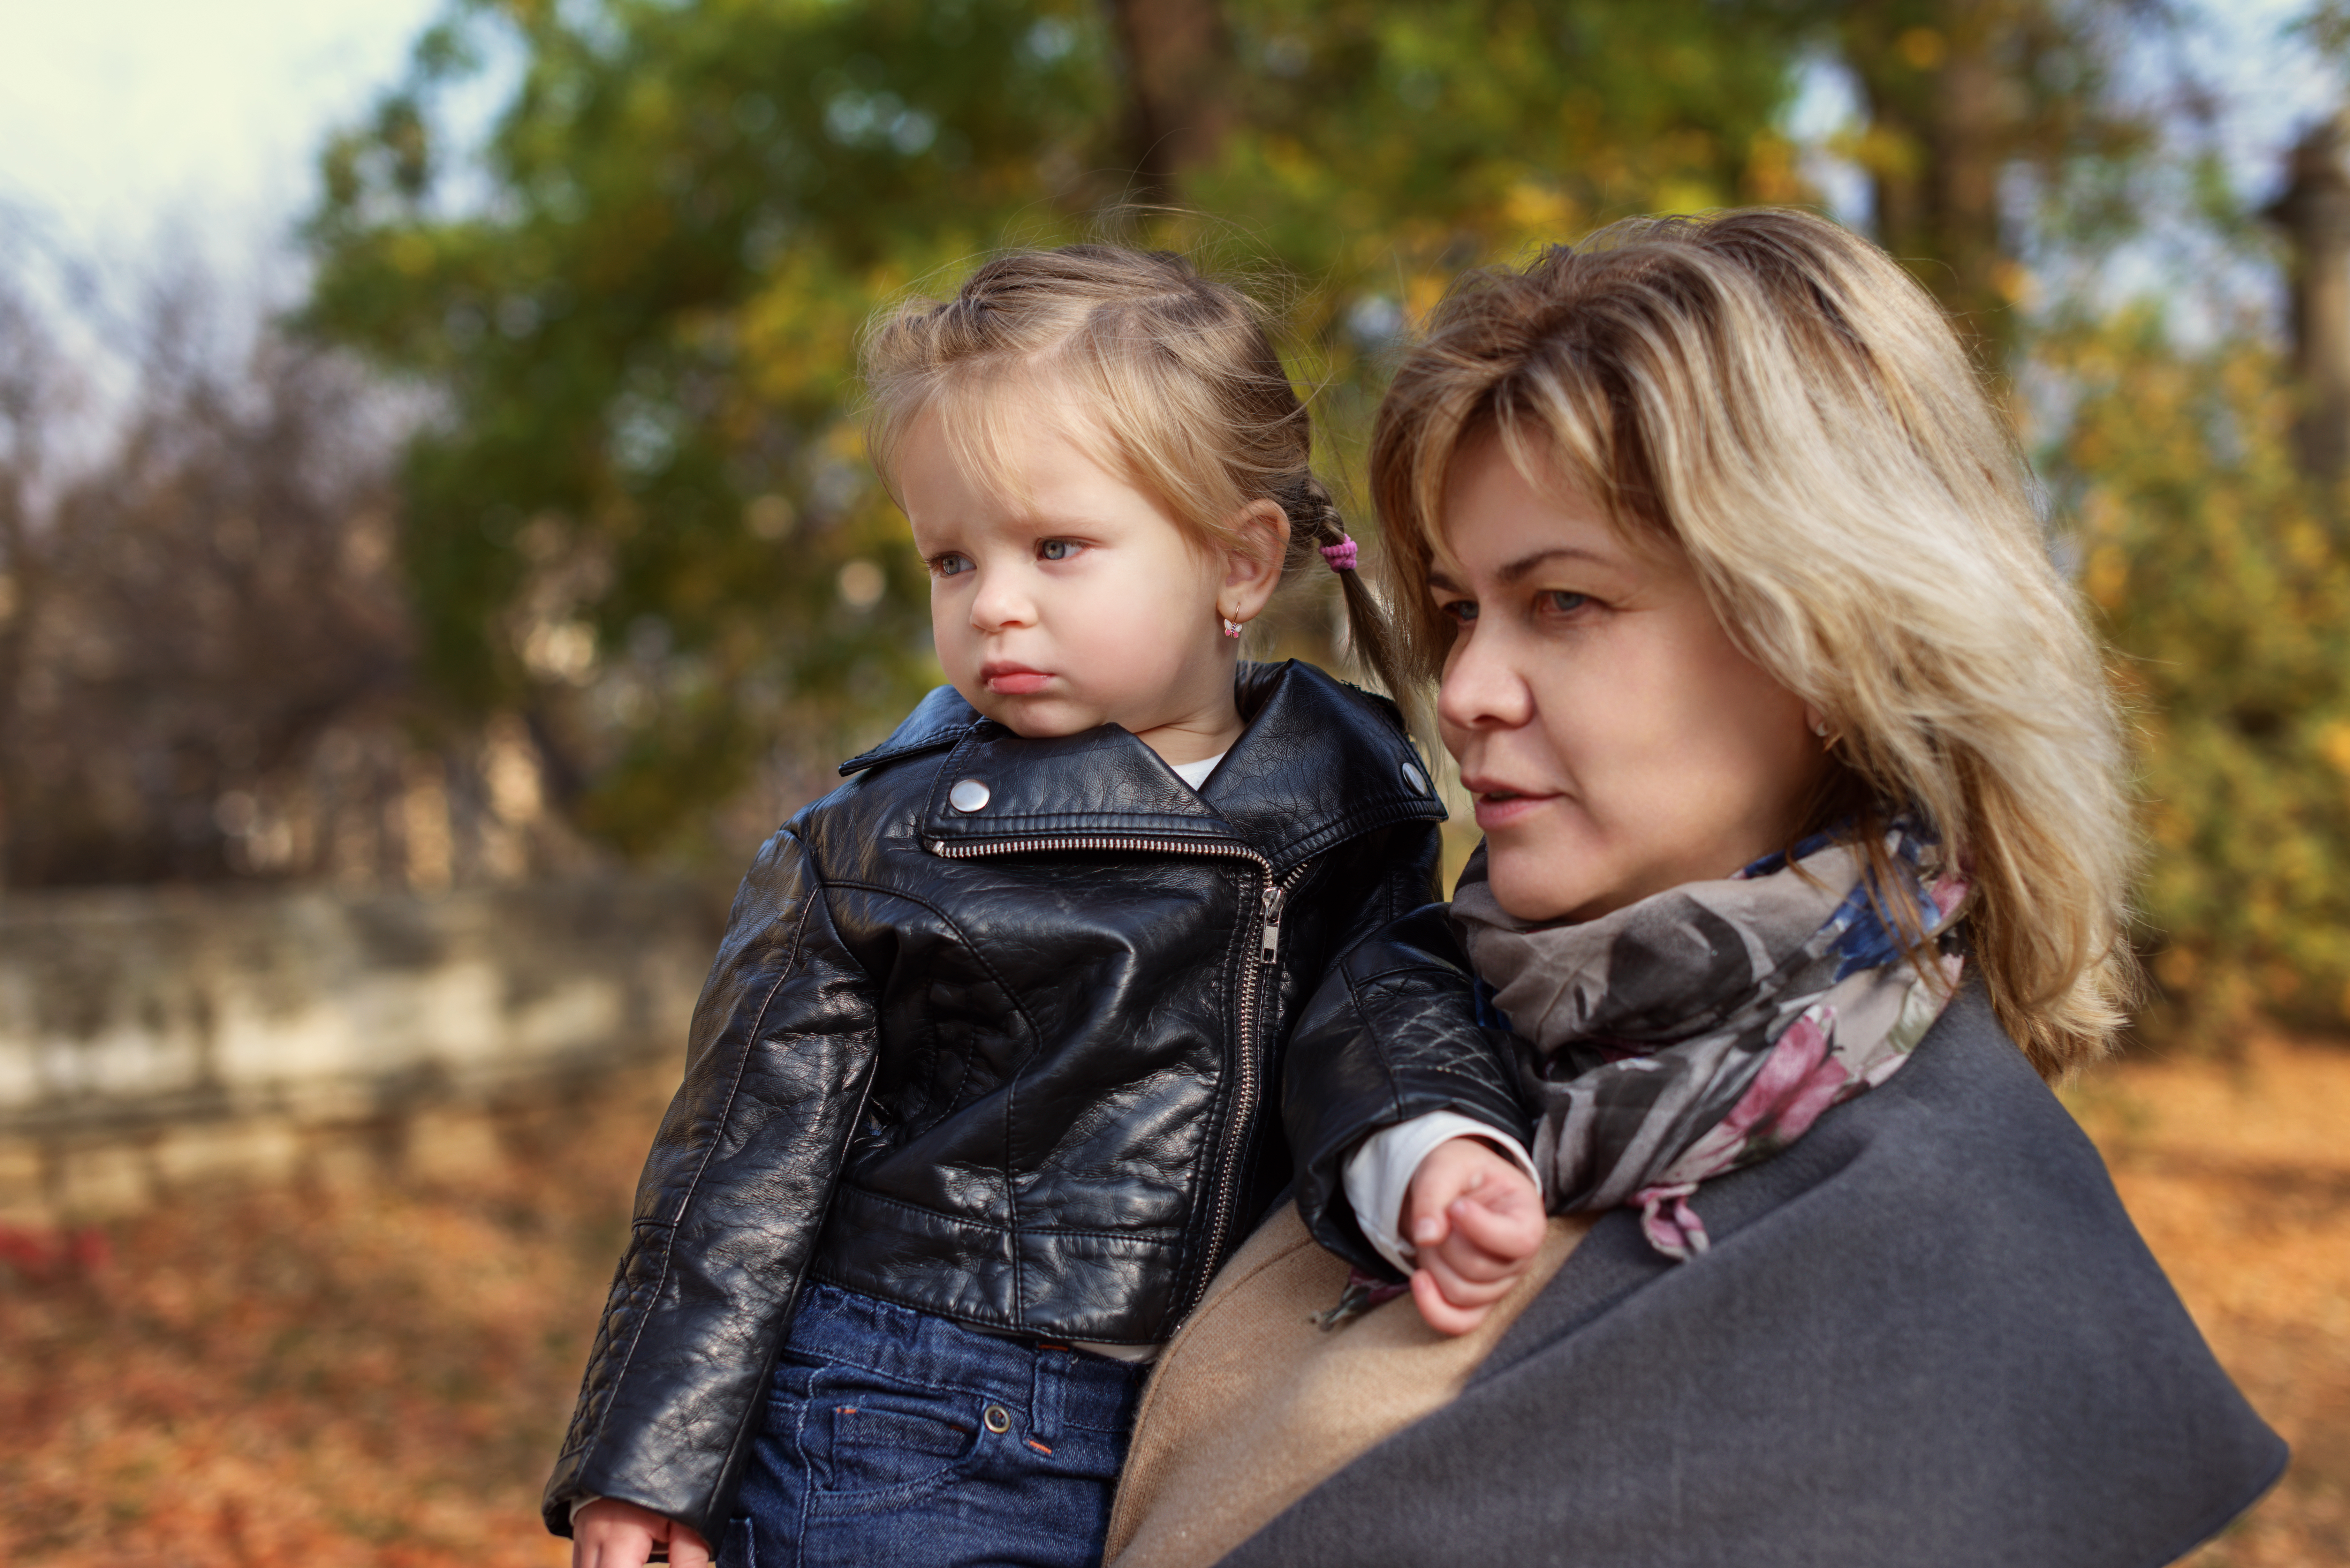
839;661;1445;871
838;683;983;775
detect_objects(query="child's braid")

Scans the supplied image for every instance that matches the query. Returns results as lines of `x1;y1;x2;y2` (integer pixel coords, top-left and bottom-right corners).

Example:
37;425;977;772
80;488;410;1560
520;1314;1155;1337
1272;472;1411;715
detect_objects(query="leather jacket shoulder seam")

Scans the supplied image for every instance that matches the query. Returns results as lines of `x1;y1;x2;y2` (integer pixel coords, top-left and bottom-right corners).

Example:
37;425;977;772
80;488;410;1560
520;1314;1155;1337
1346;957;1464;989
577;833;827;1488
1269;801;1447;871
1344;957;1412;1127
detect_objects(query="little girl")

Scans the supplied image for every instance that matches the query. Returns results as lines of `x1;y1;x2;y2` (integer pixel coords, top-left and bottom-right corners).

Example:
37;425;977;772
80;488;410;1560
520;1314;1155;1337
543;246;1535;1568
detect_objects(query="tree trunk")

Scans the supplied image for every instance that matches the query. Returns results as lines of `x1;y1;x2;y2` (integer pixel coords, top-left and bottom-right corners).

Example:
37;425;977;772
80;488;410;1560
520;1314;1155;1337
1104;0;1232;200
2269;114;2350;485
1843;0;2031;371
0;343;43;891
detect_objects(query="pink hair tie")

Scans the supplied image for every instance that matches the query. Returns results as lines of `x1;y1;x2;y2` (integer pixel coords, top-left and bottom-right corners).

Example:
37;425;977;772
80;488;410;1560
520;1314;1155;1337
1320;535;1358;572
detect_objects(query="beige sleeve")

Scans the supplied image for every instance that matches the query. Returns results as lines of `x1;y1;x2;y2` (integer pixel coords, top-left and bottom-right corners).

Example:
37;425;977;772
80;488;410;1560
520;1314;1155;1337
1104;1204;1590;1568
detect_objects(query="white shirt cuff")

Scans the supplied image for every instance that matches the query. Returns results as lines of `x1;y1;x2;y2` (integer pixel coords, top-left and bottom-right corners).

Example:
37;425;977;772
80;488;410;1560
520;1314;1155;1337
569;1495;603;1526
1339;1110;1540;1275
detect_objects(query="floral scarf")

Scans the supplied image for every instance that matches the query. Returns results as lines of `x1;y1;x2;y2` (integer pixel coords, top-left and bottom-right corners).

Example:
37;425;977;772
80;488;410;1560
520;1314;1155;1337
1452;824;1967;1260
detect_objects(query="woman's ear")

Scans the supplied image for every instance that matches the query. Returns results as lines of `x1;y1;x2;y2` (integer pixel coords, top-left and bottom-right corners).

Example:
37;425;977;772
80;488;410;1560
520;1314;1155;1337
1217;499;1292;626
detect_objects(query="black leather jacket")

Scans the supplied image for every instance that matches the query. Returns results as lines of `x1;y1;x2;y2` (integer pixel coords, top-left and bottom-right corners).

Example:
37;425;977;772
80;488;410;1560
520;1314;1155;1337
543;661;1525;1540
1280;902;1538;1278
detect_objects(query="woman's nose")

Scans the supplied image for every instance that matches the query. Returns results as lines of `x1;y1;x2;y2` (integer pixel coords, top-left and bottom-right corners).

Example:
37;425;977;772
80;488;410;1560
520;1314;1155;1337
1437;624;1534;732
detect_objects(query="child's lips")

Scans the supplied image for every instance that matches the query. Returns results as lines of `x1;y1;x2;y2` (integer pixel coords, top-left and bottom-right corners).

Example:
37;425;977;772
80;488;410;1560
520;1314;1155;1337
981;663;1053;696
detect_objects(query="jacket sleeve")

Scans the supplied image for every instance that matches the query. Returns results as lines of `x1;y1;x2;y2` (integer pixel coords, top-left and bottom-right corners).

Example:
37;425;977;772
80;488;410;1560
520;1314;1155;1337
542;824;878;1542
1282;902;1532;1278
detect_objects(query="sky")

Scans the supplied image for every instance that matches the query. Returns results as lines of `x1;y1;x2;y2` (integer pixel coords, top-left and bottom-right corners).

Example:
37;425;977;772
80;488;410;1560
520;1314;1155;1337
0;0;448;279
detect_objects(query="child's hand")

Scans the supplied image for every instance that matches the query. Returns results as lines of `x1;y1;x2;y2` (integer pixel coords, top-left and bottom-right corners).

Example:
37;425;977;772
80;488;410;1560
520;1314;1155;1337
572;1498;713;1568
1403;1135;1546;1337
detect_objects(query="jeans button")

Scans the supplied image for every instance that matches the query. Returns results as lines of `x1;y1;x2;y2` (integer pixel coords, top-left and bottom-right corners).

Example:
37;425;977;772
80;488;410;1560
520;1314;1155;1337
982;1403;1012;1434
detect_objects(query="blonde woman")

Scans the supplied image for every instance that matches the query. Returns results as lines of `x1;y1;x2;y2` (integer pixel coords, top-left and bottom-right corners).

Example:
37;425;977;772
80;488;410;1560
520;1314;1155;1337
1106;210;2284;1568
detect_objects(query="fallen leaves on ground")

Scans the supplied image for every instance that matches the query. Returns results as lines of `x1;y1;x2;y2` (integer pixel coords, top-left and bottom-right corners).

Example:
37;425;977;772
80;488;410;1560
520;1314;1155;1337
0;1065;676;1568
2067;1031;2350;1566
1;1037;2344;1566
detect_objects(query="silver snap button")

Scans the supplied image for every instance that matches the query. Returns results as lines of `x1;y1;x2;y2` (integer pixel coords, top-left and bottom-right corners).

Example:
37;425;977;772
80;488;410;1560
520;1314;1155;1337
948;778;991;813
1400;761;1429;795
982;1403;1012;1434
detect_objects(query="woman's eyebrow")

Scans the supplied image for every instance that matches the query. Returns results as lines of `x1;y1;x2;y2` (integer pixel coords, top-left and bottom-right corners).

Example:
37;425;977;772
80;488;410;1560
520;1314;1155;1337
1496;546;1612;584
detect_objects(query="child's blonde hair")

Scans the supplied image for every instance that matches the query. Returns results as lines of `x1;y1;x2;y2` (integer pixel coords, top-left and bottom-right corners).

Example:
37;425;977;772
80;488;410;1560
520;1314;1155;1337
862;245;1406;699
1371;209;2134;1077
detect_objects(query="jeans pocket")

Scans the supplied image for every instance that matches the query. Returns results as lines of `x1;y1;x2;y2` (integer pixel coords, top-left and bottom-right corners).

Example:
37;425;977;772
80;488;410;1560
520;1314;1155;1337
717;1514;756;1568
817;1385;983;1496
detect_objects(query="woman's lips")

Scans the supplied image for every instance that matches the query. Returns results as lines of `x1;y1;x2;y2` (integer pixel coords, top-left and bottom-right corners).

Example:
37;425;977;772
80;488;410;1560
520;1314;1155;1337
981;663;1053;696
1462;777;1555;831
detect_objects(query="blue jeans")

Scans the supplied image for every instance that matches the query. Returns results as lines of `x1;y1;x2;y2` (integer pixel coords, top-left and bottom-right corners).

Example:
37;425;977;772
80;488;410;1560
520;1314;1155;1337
720;1282;1153;1568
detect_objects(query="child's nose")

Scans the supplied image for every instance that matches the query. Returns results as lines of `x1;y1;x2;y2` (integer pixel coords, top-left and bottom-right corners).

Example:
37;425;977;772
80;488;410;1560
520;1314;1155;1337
968;570;1036;633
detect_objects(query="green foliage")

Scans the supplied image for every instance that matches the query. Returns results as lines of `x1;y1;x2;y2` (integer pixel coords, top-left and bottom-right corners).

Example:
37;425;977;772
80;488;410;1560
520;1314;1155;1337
294;0;2350;1050
301;0;1824;859
305;0;1116;855
1185;0;1819;478
1203;0;1813;282
1815;0;2156;367
2041;313;2350;1042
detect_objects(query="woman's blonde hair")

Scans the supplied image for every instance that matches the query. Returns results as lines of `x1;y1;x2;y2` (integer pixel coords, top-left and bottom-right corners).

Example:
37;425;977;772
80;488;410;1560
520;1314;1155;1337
861;245;1406;698
1372;209;2134;1077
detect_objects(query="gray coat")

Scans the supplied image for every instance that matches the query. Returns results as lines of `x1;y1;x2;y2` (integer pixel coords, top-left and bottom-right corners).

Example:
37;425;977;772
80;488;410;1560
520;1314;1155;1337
1226;983;2286;1568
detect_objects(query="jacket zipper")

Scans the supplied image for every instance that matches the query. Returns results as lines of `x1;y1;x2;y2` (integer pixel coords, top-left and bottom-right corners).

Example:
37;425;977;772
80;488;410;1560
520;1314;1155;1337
927;833;1313;1309
1202;855;1315;1305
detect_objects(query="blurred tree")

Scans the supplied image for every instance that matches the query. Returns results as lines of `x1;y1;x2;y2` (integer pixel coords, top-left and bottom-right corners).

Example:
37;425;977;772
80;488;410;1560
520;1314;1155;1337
305;0;1118;858
0;274;62;883
1827;0;2155;367
1109;0;1232;199
0;275;413;886
303;0;1828;859
2269;111;2350;482
2043;311;2350;1044
0;254;581;892
279;0;2350;1050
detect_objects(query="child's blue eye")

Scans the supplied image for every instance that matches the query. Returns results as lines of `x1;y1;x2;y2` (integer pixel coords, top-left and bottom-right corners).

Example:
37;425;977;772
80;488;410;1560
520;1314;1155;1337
1038;539;1077;561
931;554;973;578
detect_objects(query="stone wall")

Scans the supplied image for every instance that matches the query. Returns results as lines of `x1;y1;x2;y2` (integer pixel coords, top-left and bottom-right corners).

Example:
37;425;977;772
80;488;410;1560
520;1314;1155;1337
0;877;732;1223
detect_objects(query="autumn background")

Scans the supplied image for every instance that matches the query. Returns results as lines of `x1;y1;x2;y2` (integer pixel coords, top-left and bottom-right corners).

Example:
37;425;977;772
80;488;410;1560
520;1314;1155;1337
2;0;2349;1562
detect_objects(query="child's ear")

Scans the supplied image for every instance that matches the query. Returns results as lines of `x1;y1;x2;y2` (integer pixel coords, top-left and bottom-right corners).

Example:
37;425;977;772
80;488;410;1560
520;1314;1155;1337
1220;499;1291;623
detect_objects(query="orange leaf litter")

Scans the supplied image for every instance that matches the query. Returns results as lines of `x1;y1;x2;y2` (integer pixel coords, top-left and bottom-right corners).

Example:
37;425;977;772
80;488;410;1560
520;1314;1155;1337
2;1040;2344;1567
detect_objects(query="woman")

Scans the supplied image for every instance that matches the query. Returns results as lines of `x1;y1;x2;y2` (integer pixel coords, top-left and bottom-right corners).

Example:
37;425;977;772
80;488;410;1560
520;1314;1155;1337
1106;209;2285;1568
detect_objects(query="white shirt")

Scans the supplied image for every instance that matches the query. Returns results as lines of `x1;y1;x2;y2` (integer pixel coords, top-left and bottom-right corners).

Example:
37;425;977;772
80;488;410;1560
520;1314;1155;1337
1341;1113;1542;1274
1169;750;1225;790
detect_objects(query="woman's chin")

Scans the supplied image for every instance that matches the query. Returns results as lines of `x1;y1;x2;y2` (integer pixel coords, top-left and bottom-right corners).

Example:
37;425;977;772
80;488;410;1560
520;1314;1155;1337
1482;853;1590;926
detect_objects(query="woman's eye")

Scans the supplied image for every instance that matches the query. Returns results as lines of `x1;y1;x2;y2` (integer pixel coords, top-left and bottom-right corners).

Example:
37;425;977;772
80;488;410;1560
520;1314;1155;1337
1541;590;1590;615
929;553;972;578
1038;539;1079;562
1439;599;1479;626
